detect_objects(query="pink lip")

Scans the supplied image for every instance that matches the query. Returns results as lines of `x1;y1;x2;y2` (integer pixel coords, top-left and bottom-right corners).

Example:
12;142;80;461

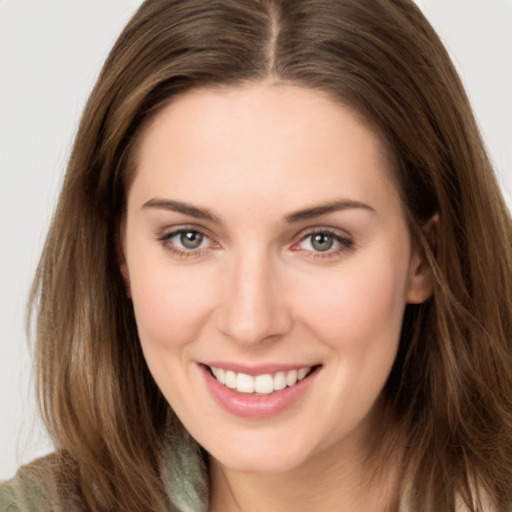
199;364;320;419
201;361;314;376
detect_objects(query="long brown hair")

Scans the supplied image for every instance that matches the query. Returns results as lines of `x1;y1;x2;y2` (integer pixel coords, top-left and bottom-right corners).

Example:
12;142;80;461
30;0;512;510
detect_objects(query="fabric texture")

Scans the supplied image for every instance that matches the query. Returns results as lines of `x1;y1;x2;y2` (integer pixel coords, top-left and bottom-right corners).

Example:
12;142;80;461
0;454;88;512
0;423;208;512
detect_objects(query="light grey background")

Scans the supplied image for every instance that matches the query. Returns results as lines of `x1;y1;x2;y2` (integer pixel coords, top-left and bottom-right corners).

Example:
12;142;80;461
1;1;511;480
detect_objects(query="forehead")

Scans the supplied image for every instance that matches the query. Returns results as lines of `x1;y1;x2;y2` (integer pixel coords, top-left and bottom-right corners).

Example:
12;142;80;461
129;82;400;213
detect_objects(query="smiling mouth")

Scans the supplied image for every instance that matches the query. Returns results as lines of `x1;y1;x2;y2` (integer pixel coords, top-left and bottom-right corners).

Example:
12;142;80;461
206;365;319;395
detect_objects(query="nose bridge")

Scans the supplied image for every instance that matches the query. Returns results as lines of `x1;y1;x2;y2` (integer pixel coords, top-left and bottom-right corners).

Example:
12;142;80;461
216;244;291;345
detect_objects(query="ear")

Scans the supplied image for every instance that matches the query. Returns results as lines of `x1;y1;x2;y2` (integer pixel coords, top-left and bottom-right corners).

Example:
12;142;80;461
406;213;439;304
116;233;131;298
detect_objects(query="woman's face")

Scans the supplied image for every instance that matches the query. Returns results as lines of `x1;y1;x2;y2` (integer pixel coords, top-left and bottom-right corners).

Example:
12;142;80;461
121;83;431;474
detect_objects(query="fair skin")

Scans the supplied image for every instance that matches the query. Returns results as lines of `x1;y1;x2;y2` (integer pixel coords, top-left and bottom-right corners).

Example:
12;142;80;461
121;83;432;511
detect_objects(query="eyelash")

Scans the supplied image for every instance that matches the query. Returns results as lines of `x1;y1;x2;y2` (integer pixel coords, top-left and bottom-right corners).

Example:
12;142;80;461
293;230;354;259
157;227;354;259
157;227;214;258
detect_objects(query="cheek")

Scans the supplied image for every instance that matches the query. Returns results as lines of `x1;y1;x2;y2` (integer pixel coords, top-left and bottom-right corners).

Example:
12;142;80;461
128;258;217;351
294;249;410;351
291;250;410;438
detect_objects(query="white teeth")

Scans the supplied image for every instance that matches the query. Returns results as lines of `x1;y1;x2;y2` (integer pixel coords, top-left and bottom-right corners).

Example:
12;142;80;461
211;367;226;384
298;367;309;380
274;371;287;391
216;368;225;385
225;370;237;389
236;373;254;393
254;374;274;394
286;370;298;386
209;366;313;394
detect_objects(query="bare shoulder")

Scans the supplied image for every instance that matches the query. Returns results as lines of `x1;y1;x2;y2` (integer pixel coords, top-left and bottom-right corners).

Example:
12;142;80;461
0;454;85;512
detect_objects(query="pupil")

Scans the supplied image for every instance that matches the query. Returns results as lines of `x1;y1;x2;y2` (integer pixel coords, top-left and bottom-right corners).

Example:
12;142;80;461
180;231;203;249
312;233;333;251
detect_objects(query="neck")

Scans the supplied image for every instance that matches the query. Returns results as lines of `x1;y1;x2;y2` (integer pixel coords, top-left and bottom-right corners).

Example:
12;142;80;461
208;404;403;512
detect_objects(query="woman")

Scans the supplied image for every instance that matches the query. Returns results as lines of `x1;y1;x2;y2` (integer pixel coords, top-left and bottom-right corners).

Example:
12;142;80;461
2;0;512;511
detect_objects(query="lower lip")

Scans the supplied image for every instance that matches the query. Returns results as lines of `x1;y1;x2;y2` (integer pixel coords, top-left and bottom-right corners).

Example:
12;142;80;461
200;364;319;419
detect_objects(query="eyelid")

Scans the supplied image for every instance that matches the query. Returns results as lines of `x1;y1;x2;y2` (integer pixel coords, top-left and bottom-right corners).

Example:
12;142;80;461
293;225;353;243
157;224;220;256
157;223;215;240
155;224;354;259
290;227;354;257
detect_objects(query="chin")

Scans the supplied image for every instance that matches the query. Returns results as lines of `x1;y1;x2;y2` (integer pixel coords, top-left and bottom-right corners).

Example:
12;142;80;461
205;430;317;475
214;452;306;475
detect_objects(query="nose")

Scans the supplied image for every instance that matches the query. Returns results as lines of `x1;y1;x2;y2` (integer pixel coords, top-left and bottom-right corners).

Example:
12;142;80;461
215;248;293;346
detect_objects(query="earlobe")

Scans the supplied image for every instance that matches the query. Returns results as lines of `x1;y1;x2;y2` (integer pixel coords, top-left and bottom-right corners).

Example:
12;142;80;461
120;261;132;299
406;213;439;304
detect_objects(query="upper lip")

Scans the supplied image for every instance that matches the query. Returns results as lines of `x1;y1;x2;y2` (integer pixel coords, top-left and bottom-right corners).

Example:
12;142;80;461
201;362;320;376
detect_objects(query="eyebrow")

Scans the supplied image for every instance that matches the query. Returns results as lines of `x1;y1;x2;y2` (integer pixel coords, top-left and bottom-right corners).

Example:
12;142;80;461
141;197;375;224
285;199;375;223
142;199;220;222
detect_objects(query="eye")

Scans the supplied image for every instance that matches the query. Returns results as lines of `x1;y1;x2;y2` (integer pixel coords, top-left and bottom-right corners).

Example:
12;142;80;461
176;230;206;249
294;230;353;256
158;228;213;255
308;233;335;252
